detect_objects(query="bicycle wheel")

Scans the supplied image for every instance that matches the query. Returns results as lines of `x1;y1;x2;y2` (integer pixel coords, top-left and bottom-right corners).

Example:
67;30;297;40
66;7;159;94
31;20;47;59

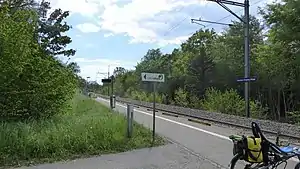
294;162;300;169
230;154;243;169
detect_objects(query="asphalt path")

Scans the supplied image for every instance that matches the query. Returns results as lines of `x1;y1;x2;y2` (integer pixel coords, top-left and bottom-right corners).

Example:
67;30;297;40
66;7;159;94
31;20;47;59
16;144;221;169
96;97;300;169
15;97;299;169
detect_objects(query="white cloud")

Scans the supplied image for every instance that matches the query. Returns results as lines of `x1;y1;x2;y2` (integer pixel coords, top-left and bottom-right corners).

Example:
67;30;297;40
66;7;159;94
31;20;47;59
76;23;101;33
47;0;277;46
46;0;209;45
103;33;114;37
98;0;208;44
47;0;100;17
156;34;191;47
73;57;136;84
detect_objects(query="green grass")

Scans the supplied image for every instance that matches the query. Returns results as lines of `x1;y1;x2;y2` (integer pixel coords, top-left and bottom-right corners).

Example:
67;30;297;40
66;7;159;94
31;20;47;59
0;94;166;168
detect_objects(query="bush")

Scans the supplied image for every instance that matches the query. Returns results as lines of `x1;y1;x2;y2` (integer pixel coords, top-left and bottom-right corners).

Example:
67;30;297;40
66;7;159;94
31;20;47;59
286;111;300;125
2;57;77;120
188;95;202;108
0;94;165;167
172;88;189;107
200;87;267;118
130;90;163;103
147;92;163;103
0;8;77;120
131;90;148;101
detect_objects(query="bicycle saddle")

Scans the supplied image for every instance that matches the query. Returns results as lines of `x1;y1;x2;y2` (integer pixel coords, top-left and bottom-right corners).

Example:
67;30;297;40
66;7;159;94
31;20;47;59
280;146;294;153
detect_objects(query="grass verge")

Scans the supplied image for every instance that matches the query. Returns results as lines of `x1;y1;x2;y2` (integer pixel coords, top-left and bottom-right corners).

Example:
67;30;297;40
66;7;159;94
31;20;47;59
0;94;166;168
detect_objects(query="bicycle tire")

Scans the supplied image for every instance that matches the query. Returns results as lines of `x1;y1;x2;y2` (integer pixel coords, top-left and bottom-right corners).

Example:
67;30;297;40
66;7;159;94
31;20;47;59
230;153;242;169
294;162;300;169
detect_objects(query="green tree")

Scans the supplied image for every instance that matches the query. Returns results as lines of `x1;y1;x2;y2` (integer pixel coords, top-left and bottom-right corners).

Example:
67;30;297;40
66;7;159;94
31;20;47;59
101;0;300;124
67;62;81;74
0;2;78;120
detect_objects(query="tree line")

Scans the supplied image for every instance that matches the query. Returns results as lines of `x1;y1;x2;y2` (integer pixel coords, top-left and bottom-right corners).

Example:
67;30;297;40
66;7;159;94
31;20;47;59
99;0;300;124
0;0;83;121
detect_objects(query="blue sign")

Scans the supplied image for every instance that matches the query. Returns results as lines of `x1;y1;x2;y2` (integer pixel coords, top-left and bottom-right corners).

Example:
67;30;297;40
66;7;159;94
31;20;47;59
237;77;257;82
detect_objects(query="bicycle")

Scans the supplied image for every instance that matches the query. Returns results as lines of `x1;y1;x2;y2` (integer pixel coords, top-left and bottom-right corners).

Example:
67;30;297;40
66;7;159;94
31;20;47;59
229;122;300;169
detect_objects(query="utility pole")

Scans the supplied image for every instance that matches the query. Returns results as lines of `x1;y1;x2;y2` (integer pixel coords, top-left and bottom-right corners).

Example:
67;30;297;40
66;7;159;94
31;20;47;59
108;65;110;96
244;0;250;118
195;0;251;118
85;76;90;95
108;65;110;78
97;65;111;96
111;75;114;96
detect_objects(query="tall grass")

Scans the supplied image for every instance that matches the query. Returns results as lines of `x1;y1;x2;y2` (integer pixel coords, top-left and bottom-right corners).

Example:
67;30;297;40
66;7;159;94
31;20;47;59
0;94;165;168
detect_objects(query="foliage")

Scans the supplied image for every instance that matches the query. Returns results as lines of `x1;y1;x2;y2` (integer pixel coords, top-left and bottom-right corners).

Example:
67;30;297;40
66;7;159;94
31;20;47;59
0;94;165;167
131;90;148;101
0;2;78;120
200;88;267;119
173;88;189;107
286;111;300;125
100;1;300;124
130;90;163;103
200;88;244;116
0;0;167;167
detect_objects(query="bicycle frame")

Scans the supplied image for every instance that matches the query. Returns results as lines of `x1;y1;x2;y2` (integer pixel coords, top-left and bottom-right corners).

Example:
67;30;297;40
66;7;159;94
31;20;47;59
229;134;300;169
265;142;300;169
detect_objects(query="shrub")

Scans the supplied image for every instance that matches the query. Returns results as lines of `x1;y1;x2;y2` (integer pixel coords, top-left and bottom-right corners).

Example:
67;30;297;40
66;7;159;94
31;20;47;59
188;95;202;108
0;8;77;120
147;92;163;103
173;88;189;107
131;90;148;101
200;87;267;118
286;111;300;125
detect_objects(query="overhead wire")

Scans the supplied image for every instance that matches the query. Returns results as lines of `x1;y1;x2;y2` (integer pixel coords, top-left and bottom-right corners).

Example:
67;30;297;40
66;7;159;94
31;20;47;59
205;0;267;27
104;0;269;78
153;0;267;52
150;5;199;45
153;2;209;51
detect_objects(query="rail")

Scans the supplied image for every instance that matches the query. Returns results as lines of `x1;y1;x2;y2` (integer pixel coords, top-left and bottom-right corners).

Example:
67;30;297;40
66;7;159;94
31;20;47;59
97;95;300;141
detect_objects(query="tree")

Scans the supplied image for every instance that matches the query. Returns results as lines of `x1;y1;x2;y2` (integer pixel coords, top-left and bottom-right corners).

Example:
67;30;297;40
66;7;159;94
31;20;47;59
113;67;126;76
99;0;300;124
181;29;216;97
37;1;76;57
0;2;78;120
257;0;300;120
67;62;81;74
0;0;38;13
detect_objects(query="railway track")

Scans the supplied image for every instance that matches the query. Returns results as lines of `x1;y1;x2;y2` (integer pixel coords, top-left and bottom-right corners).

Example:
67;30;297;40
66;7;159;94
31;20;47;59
110;98;300;143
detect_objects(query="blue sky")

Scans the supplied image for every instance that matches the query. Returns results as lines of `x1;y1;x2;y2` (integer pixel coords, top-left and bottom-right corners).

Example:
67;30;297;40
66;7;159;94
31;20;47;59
48;0;275;84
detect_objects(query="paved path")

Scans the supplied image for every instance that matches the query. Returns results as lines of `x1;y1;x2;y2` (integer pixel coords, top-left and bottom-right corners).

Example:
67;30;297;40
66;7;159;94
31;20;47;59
96;98;299;169
15;98;299;169
15;144;220;169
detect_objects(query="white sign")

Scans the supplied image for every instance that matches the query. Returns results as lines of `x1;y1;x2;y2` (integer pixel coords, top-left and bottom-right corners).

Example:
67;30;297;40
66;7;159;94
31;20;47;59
141;72;165;82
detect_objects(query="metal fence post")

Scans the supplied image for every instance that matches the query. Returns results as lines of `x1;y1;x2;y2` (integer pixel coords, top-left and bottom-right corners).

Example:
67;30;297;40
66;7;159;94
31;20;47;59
127;104;133;138
112;95;116;108
110;95;116;109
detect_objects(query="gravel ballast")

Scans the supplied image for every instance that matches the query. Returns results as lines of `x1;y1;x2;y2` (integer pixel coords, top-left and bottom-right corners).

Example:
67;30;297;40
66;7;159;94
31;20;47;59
99;95;300;139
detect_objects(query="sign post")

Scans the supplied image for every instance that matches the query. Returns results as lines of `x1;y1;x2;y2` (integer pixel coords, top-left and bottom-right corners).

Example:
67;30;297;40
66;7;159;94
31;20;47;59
102;78;114;108
141;72;165;143
152;82;156;143
237;77;257;117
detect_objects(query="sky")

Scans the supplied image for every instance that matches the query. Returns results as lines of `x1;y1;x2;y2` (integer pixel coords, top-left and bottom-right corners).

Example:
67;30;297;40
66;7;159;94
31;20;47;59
47;0;277;84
